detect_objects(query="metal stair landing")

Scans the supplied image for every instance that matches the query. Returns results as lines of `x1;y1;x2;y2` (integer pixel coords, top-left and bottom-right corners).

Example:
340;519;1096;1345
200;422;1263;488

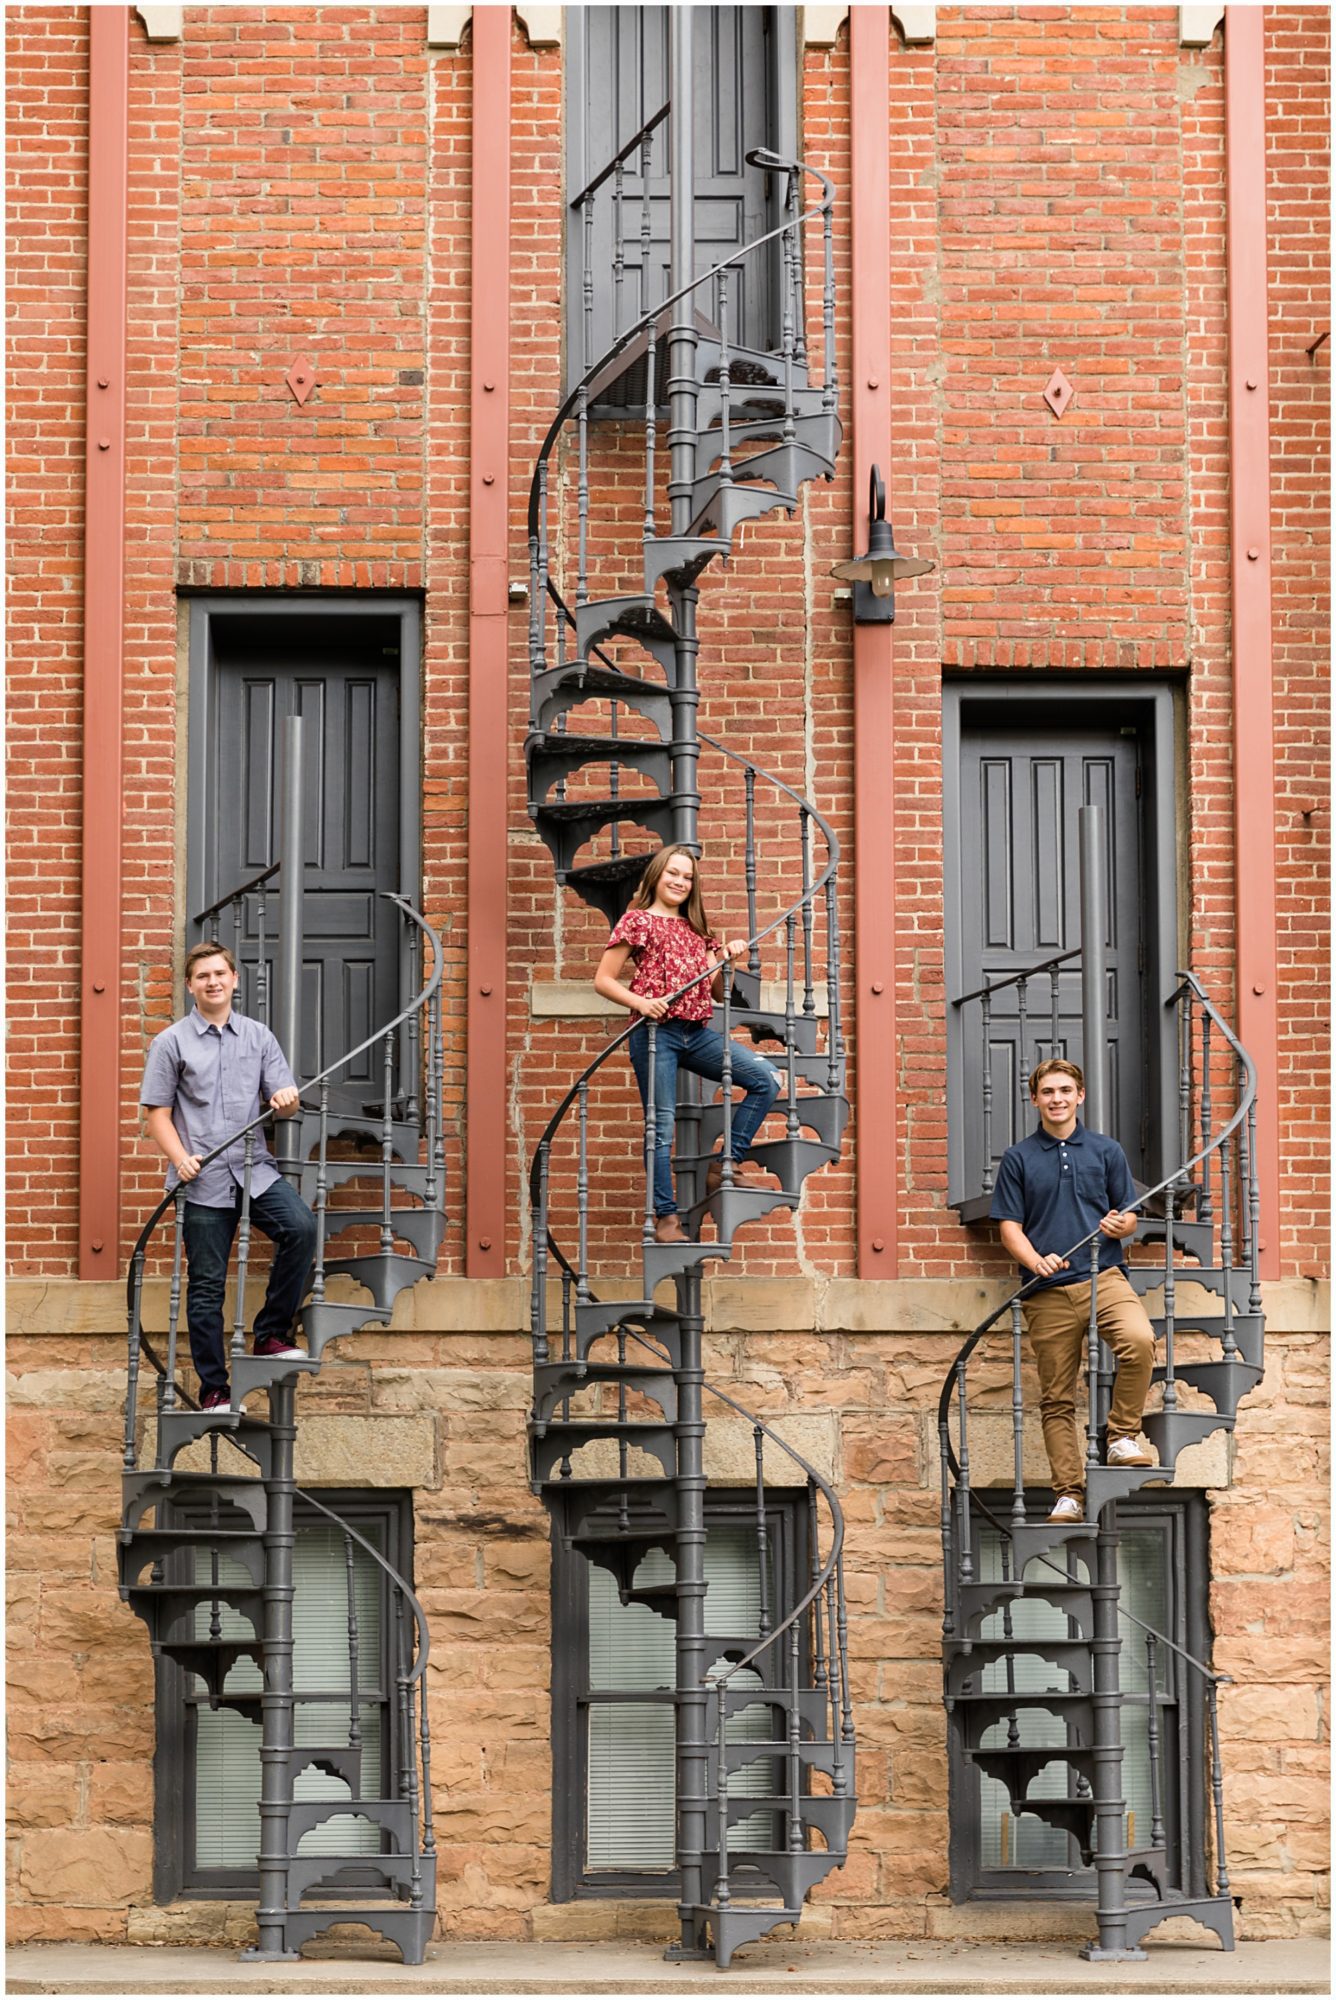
118;892;446;1964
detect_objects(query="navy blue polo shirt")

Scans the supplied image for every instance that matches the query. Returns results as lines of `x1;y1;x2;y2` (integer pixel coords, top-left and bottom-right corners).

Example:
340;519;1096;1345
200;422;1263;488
990;1121;1138;1291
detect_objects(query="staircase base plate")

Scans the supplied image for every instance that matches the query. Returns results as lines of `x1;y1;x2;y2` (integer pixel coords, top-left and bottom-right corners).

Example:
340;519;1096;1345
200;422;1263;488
1078;1944;1149;1962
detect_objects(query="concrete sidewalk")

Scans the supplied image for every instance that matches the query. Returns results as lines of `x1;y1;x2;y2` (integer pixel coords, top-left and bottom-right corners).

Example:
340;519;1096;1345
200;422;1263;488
4;1939;1330;1998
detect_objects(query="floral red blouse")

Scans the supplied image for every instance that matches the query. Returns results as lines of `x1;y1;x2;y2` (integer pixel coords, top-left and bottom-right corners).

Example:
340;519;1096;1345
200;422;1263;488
607;907;721;1023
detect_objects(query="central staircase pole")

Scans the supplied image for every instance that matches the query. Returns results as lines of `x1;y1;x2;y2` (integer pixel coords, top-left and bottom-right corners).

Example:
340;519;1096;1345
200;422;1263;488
662;12;713;1959
245;1377;301;1961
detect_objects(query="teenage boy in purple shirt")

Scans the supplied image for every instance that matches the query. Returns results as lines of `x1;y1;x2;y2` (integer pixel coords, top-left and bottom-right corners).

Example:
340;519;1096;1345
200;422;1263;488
990;1057;1158;1524
140;940;316;1412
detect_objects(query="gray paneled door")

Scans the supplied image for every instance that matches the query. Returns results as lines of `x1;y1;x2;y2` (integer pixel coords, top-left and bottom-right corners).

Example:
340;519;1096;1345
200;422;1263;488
955;719;1148;1184
570;7;783;374
210;655;400;1097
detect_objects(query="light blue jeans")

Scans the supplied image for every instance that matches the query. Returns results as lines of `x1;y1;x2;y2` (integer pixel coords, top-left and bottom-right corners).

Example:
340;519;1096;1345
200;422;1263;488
628;1019;782;1216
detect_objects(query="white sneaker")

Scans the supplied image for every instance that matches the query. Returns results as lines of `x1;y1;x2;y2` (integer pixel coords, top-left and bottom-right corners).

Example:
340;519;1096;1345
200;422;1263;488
1048;1495;1084;1524
1107;1436;1158;1468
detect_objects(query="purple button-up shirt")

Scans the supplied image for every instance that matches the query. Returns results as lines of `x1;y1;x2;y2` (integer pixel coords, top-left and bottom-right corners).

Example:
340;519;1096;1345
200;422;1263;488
139;1006;296;1208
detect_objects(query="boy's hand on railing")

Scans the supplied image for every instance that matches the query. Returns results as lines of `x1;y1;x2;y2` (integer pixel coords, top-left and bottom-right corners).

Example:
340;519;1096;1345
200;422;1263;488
269;1086;302;1118
1099;1209;1137;1240
1031;1252;1070;1278
175;1153;202;1184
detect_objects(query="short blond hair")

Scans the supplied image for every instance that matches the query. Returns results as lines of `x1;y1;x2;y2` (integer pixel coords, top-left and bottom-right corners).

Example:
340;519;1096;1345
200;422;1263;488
1029;1056;1084;1096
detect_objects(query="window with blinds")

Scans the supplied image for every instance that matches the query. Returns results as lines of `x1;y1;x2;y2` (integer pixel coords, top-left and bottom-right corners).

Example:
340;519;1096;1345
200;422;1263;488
154;1493;410;1897
949;1499;1208;1900
551;1493;804;1899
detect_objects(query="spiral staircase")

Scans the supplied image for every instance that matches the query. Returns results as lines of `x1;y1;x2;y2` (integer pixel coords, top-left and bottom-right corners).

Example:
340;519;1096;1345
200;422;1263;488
118;883;444;1963
939;972;1262;1955
523;89;854;1968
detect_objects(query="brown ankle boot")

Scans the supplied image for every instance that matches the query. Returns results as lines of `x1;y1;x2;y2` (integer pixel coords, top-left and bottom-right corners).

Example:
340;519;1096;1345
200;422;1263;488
708;1154;772;1194
654;1213;688;1244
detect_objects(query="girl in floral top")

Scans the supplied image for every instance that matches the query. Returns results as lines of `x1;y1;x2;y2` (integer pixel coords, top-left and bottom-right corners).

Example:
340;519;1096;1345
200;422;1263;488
594;845;782;1243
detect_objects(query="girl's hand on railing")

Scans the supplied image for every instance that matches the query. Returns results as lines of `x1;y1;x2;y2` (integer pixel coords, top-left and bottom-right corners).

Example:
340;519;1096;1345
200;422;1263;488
635;994;670;1021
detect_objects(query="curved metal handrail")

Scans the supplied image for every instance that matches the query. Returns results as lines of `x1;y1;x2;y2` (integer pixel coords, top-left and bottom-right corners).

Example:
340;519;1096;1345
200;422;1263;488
527;155;836;542
126;893;444;1332
123;892;445;1694
527;743;838;1209
936;971;1258;1460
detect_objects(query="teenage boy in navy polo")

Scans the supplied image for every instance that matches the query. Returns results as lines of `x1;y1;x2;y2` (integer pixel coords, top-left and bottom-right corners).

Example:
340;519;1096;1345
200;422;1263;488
990;1057;1157;1524
140;940;317;1413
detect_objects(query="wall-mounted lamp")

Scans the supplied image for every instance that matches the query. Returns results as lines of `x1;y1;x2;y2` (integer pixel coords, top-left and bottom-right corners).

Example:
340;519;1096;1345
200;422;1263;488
830;465;935;624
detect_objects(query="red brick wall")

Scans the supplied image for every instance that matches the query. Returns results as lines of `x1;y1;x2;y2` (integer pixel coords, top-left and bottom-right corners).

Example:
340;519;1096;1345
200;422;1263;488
6;7;90;1273
1265;5;1330;1277
6;6;1329;1293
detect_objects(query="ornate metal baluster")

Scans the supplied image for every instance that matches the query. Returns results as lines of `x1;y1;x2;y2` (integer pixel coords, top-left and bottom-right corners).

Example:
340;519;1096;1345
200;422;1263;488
404;923;421;1127
643;326;658;545
231;1132;255;1372
255;882;270;1025
125;1248;146;1468
1206;1677;1231;1897
784;915;800;1139
720;970;734;1185
1145;1634;1164;1849
1000;1542;1020;1750
532;1139;550;1367
939;1420;956;1641
1015;974;1030;1145
577;1079;591;1302
1011;1300;1027;1524
713;1692;731;1913
642;1025;658;1250
826;871;844;1084
980;989;995;1193
1245;1090;1262;1319
821;198;837;411
535;461;550;676
311;1078;330;1305
717;265;734;501
753;1427;771;1639
1161;1185;1178;1411
836;1549;853;1745
1177;987;1192;1173
344;1531;362;1752
800;808;815;1019
165;1192;186;1409
612;159;625;336
380;1031;395;1252
955;1356;973;1585
639;129;654;316
1198;1014;1215;1224
1049;960;1061;1063
787;1624;803;1851
1218;1116;1238;1359
577;376;591;609
808;1478;827;1691
744;768;760;977
789;169;808;369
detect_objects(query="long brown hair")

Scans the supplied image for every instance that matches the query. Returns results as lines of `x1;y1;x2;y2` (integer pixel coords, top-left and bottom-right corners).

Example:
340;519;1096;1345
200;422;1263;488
629;844;712;938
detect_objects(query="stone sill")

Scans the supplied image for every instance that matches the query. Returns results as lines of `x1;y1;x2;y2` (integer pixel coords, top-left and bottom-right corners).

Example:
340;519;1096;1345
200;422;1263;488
7;1275;1328;1340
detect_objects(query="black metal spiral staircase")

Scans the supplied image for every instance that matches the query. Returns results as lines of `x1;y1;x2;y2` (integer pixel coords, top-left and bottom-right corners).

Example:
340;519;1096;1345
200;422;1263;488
940;972;1262;1956
523;76;853;1969
119;877;445;1963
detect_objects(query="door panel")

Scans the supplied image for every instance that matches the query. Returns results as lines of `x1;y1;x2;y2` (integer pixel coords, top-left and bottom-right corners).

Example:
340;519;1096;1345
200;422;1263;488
210;654;400;1093
572;7;779;371
955;720;1148;1185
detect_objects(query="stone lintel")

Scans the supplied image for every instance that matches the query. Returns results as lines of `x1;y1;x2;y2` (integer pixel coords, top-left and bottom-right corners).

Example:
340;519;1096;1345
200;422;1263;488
1180;4;1226;47
135;4;183;39
426;5;473;48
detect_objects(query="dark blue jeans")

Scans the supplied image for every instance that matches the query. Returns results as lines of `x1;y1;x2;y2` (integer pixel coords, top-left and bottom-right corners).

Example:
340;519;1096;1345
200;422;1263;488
182;1178;317;1394
628;1019;782;1217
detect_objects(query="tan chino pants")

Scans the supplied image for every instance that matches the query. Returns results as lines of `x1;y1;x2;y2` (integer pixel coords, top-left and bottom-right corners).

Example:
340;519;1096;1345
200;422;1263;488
1021;1268;1156;1500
